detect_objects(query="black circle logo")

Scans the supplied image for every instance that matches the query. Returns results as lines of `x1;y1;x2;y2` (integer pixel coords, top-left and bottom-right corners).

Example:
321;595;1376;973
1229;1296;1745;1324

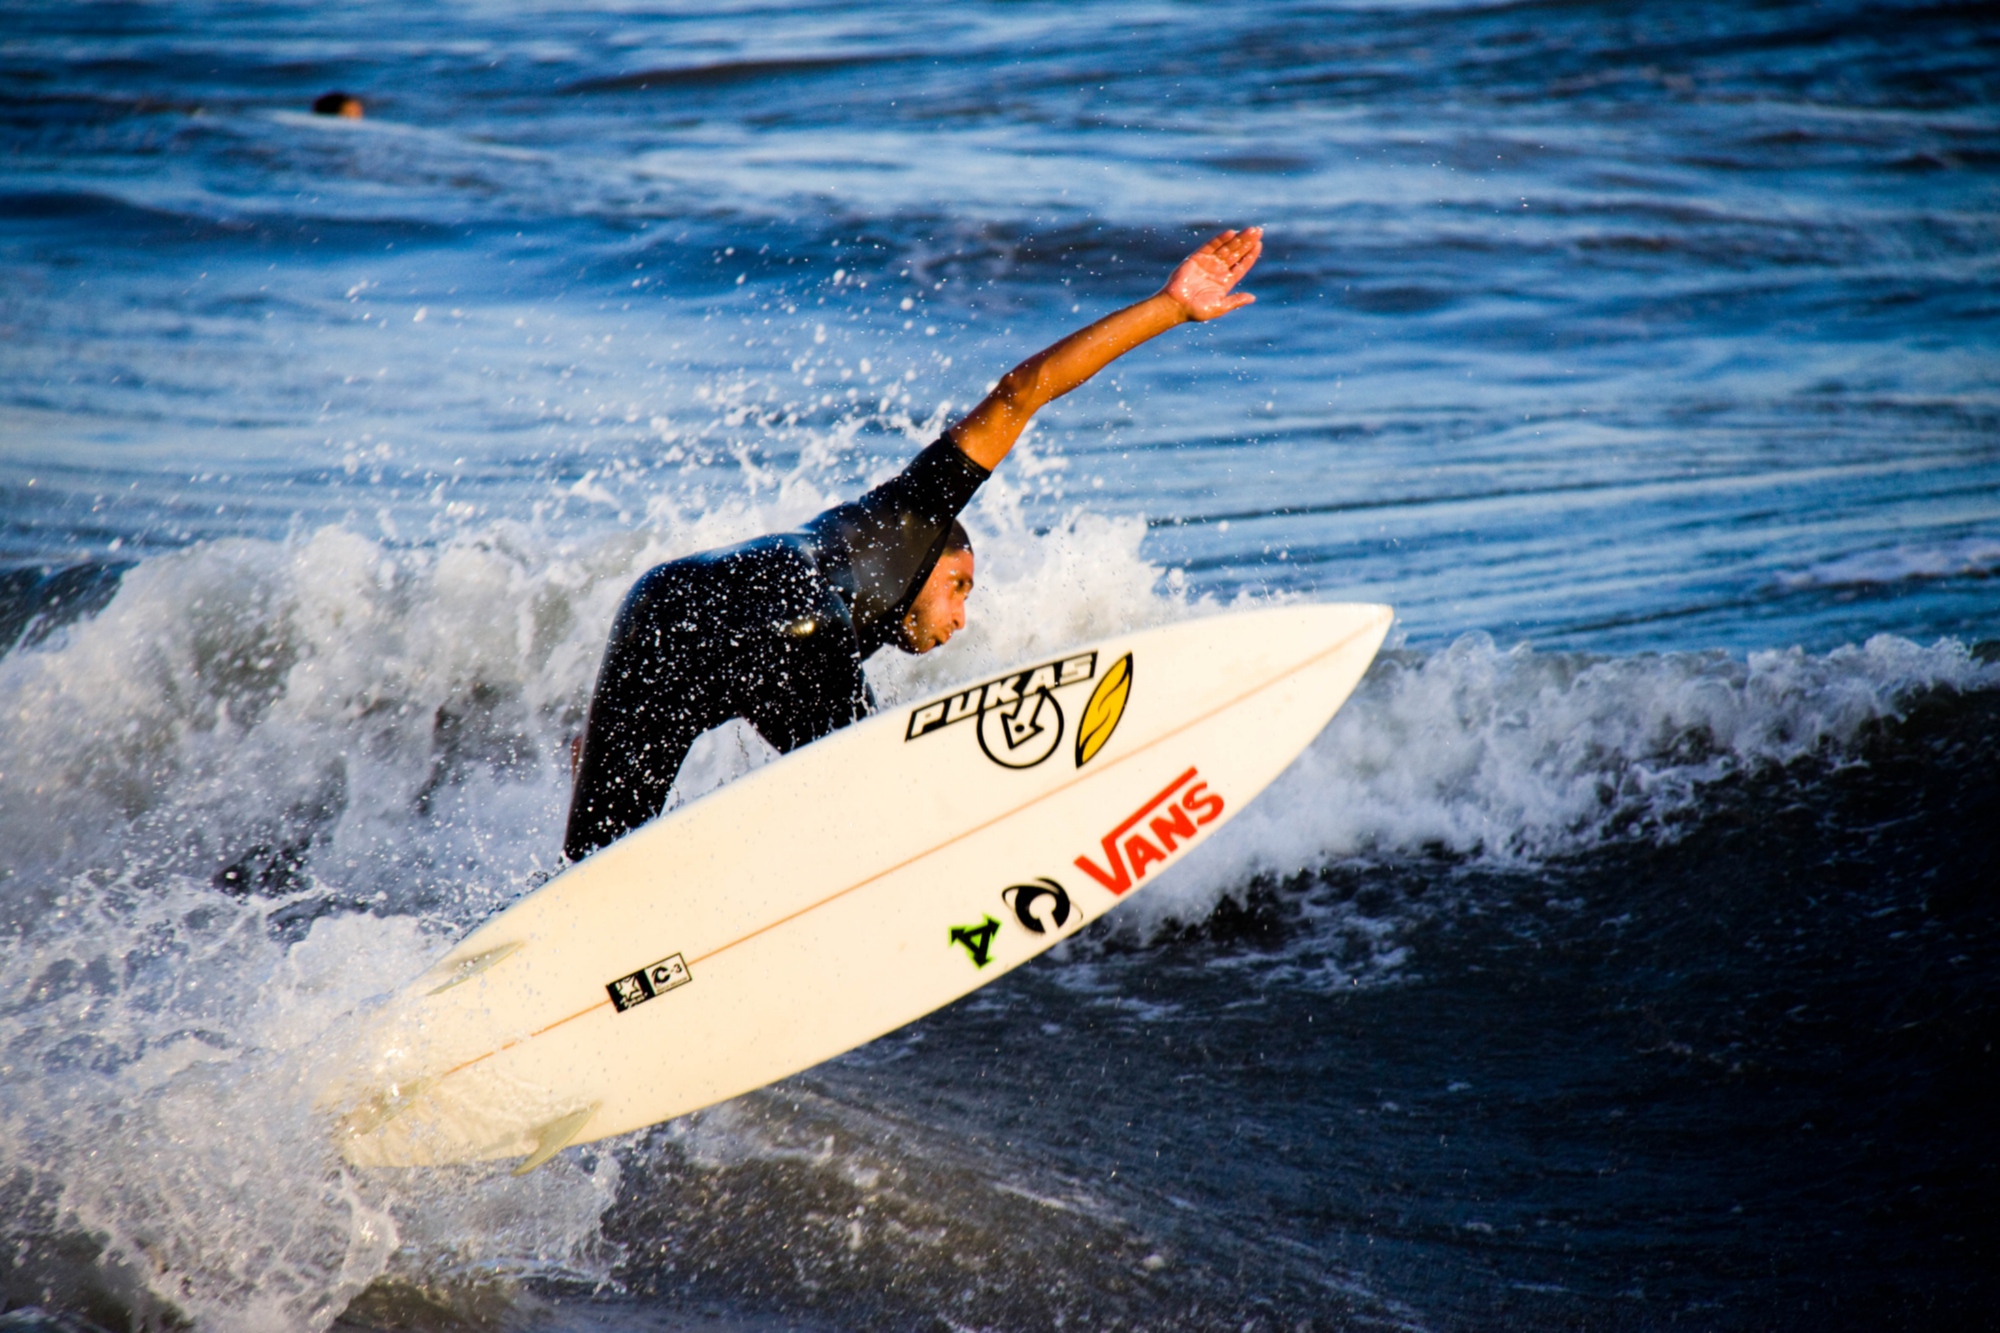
976;690;1064;769
1001;877;1074;934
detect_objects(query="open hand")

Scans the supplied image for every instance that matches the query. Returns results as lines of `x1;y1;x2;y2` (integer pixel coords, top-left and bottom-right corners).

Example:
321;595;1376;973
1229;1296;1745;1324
1163;227;1262;321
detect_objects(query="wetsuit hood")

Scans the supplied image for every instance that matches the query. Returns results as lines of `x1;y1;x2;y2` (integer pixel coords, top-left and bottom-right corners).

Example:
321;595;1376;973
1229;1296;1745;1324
804;439;989;655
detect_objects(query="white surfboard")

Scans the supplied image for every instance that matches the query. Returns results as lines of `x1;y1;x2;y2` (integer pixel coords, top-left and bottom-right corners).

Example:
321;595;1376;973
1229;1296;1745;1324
328;602;1392;1170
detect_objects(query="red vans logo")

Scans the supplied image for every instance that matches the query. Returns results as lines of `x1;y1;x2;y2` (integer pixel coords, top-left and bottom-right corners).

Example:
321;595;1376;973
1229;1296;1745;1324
1074;767;1225;895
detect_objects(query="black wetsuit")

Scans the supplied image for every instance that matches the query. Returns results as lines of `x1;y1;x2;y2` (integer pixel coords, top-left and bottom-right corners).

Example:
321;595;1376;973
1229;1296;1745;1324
563;439;989;862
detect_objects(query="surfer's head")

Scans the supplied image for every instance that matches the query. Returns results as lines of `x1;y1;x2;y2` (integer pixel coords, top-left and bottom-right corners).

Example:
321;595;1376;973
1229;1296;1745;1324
312;91;364;118
897;521;974;654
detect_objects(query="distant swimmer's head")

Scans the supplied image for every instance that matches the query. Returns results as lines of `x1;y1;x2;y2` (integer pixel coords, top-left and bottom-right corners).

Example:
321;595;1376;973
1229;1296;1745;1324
897;521;974;654
312;91;364;119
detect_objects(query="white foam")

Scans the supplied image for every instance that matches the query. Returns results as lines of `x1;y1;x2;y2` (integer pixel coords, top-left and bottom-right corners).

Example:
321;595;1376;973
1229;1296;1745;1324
0;884;619;1333
1120;630;1998;938
0;535;713;1327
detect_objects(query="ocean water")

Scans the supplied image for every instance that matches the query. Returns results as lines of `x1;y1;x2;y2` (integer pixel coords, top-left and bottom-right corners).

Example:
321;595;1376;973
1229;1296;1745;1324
2;1;1996;1329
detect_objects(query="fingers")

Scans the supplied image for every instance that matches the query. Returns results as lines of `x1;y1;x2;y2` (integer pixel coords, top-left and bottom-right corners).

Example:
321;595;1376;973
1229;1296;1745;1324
1192;227;1263;285
1196;225;1259;258
1223;228;1263;273
1186;290;1256;322
1198;292;1255;320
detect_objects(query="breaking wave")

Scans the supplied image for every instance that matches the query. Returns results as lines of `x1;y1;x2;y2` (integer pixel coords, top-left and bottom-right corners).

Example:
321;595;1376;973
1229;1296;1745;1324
1;466;1991;1329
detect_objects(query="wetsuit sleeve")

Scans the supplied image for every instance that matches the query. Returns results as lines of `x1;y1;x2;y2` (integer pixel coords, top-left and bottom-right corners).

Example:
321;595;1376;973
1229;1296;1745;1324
805;438;989;650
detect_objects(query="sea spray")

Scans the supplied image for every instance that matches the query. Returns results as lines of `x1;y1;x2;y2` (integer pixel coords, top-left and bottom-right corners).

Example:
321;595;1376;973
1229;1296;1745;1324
0;877;619;1332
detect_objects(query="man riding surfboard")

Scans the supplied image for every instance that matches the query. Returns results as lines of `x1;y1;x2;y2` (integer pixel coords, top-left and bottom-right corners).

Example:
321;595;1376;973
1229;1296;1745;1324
565;227;1264;862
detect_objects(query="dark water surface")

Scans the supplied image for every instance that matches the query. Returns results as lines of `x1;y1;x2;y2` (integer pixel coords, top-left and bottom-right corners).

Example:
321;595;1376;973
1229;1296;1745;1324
2;1;1997;1330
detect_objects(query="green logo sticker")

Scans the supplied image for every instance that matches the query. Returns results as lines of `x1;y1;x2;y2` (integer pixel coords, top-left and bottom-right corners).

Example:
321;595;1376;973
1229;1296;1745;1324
949;915;1001;968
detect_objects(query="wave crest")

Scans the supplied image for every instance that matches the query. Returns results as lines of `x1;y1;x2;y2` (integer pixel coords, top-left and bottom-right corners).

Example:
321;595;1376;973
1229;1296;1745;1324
1124;630;1998;934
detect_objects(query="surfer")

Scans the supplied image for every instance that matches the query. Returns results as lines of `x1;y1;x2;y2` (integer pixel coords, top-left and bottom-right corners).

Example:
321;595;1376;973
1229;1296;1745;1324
563;226;1264;861
312;91;364;118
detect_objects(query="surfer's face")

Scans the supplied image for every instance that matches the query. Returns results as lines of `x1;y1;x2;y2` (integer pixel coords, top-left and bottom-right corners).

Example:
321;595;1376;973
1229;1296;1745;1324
899;548;974;653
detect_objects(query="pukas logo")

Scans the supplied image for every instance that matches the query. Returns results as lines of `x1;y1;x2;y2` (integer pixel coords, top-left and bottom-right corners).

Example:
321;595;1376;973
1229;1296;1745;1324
906;651;1109;770
1074;767;1225;895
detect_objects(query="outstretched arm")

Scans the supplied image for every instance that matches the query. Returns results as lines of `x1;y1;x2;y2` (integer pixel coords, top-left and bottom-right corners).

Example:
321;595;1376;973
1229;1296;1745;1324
945;227;1263;472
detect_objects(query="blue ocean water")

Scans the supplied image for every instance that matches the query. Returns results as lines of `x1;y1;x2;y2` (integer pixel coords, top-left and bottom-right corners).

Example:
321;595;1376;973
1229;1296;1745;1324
1;2;1996;1330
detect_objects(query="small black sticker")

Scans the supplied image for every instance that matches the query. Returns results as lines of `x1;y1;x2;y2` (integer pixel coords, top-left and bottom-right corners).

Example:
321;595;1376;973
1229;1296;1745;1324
607;952;692;1012
1001;877;1074;935
949;916;1001;968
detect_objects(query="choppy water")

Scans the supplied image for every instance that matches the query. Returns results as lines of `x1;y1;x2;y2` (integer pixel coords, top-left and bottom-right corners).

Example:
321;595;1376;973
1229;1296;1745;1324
2;1;1996;1329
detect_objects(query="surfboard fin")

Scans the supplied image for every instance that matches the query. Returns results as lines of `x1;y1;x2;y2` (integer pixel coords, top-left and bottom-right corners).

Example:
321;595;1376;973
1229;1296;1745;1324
337;1077;435;1138
514;1103;599;1175
426;941;524;995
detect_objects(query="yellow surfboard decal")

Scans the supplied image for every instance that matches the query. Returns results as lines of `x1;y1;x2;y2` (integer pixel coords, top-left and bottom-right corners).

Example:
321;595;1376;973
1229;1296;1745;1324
1074;652;1133;767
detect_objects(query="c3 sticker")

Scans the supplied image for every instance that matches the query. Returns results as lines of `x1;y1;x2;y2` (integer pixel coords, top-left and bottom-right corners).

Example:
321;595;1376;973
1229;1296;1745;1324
607;952;692;1012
